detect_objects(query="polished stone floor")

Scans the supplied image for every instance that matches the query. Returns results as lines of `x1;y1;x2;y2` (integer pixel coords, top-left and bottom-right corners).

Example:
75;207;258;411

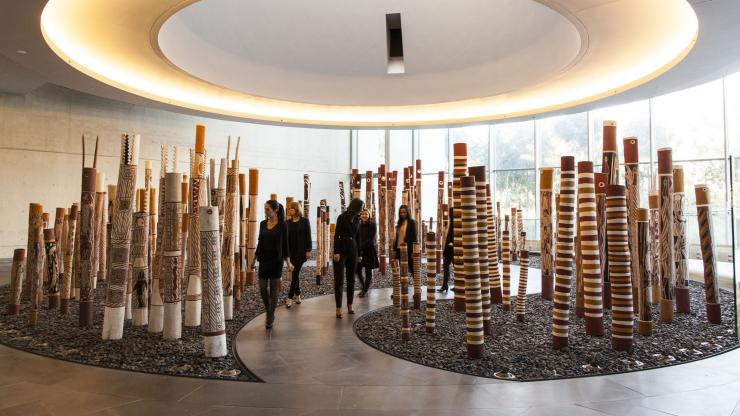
2;264;740;415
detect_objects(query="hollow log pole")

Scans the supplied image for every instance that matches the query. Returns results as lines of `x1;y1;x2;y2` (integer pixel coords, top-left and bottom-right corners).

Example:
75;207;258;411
27;203;45;326
601;121;619;309
452;143;467;311
50;208;66;308
624;137;640;316
8;249;25;315
132;189;150;326
200;206;228;357
578;161;604;336
378;166;387;274
487;185;501;305
540;168;554;301
43;229;58;311
695;185;722;324
552;156;576;350
412;242;422;309
185;125;206;325
501;218;511;312
425;232;437;333
61;205;78;314
673;166;690;314
606;184;634;352
221;160;238;320
657;148;675;323
461;176;485;359
149;146;167;334
470;166;491;334
79;166;97;327
637;208;653;335
163;172;184;340
247;169;259;286
649;192;661;305
516;249;530;322
92;173;105;289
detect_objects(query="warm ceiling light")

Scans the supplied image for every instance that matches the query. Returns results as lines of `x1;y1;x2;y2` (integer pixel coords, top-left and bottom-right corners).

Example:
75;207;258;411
39;0;698;127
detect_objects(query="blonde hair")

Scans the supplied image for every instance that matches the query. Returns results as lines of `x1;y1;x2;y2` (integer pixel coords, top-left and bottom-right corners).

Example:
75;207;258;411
289;201;304;218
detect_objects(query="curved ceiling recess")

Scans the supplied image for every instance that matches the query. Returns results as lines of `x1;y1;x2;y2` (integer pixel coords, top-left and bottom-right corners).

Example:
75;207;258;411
40;0;698;127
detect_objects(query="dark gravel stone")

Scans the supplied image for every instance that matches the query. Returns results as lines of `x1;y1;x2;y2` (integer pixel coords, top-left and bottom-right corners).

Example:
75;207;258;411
354;280;738;381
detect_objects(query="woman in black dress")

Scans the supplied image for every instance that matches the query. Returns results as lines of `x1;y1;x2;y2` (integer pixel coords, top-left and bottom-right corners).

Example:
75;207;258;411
356;208;379;297
332;198;363;318
251;200;290;329
286;201;311;308
393;204;417;276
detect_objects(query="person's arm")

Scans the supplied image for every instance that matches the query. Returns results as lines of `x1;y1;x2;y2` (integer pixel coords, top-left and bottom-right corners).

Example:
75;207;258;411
369;222;377;243
252;222;263;268
409;219;418;244
333;214;343;255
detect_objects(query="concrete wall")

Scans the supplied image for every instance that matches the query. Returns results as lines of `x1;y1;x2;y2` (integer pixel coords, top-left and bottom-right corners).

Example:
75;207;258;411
0;85;351;258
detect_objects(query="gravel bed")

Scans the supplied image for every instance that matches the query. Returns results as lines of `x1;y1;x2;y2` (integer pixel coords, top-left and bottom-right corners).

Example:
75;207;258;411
354;280;738;381
0;264;390;382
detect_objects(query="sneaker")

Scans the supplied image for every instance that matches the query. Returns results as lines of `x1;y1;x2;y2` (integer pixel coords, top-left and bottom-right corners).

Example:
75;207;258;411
285;298;292;308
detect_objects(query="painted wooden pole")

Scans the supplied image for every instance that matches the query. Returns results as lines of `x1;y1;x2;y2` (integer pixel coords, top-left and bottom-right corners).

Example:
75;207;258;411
487;185;501;305
365;170;373;216
215;158;227;242
149;187;157;286
624;137;640;315
496;201;502;259
461;176;485;358
144;160;153;272
73;206;81;302
27;203;45;326
132;189;150;326
517;208;524;257
50;208;65;308
552;156;576;350
387;172;398;263
400;258;410;342
339;181;347;212
470;166;491;334
351;168;361;200
93;173;106;289
415;160;423;245
657;148;675;323
510;208;518;261
695;185;722;324
247;169;259;286
79;165;97;327
163;172;184;340
392;258;401;309
539;168;554;301
637;208;653;336
502;218;511;312
43;229;58;312
606;184;634;352
149;146;167;334
102;134;140;339
649;192;661;305
400;243;409;301
237;175;247;303
185;125;206;326
200;206;228;357
600;123;618;311
578;161;604;336
412;242;422;309
673;166;690;314
452;143;467;311
425;231;437;333
8;249;25;315
378;166;387;275
316;204;324;285
61;205;78;314
595;173;609;311
575;173;584;319
221;160;238;320
303;173;311;229
516;249;530;322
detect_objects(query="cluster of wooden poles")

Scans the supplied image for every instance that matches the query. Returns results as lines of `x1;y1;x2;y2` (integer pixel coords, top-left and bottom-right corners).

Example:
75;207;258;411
6;125;322;358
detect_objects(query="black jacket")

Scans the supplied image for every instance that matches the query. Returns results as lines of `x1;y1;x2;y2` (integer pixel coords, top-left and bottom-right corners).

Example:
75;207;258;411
255;220;289;263
443;216;454;259
287;217;312;262
333;211;360;260
393;218;418;253
358;221;379;269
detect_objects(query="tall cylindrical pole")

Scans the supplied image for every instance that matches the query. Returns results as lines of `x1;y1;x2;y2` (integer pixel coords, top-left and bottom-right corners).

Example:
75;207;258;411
470;166;491;334
624;137;640;315
186;125;206;326
50;208;65;308
378;166;387;275
657;148;675;323
79;167;97;327
673;166;690;314
516;249;530;322
43;229;58;312
601;121;618;309
149;148;167;334
8;249;25;315
412;242;422;309
425;232;437;333
200;206;228;357
595;173;609;311
27;203;45;326
338;181;347;212
637;208;653;336
552;156;576;350
163;172;183;340
400;258;410;342
486;185;501;304
501;221;511;312
221;161;238;320
247;169;259;286
61;205;78;314
649;192;661;305
539;168;554;301
132;190;150;326
452;143;467;311
578;161;604;336
461;176;484;359
606;184;634;352
695;185;722;324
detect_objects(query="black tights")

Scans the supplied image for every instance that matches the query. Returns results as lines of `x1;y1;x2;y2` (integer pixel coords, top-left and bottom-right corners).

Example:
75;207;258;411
333;255;356;308
356;265;372;293
259;278;280;325
288;259;305;298
442;255;453;289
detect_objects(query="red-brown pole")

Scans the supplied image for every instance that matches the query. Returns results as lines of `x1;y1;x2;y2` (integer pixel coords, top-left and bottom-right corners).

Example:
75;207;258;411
552;156;576;350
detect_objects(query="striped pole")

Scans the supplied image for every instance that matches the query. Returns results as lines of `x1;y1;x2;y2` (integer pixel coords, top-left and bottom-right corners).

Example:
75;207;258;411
648;192;661;305
637;208;653;335
378;166;387;275
578;161;604;336
601;121;619;310
501;223;511;312
606;184;634;352
552;156;576;350
487;184;502;305
453;143;468;311
540;168;554;301
657;148;675;323
425;232;437;333
673;166;690;314
461;176;485;358
516;249;529;322
185;125;207;326
392;259;401;310
436;171;445;272
695;185;722;324
400;259;410;342
624;137;641;316
470;166;491;334
595;173;609;311
61;205;78;314
510;208;518;261
412;242;422;309
517;209;524;257
400;245;409;308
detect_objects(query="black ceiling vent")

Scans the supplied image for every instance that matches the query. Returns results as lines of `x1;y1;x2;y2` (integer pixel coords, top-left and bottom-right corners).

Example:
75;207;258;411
386;13;404;74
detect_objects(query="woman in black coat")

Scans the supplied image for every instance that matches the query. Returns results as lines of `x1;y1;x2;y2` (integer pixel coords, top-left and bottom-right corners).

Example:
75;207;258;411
285;201;312;308
393;204;417;276
332;198;363;318
252;200;290;329
356;208;379;297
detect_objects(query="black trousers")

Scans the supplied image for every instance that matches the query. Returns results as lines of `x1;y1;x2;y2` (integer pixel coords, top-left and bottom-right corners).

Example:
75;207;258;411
288;258;305;298
333;255;356;308
259;278;280;324
442;254;453;288
356;265;372;292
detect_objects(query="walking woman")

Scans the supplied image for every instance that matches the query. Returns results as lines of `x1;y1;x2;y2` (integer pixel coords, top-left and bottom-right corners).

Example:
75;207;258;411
286;201;311;308
356;208;379;297
393;204;417;276
439;206;454;292
333;198;364;318
252;200;290;329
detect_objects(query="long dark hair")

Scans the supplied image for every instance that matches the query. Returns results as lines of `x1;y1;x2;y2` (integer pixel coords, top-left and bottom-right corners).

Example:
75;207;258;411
346;198;364;216
397;204;411;227
266;199;285;223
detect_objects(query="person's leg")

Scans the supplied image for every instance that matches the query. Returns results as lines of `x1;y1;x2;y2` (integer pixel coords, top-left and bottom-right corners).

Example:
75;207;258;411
268;278;280;325
440;255;451;291
288;259;300;300
294;259;304;296
346;259;356;311
334;256;345;309
363;266;372;293
355;262;365;294
259;278;271;327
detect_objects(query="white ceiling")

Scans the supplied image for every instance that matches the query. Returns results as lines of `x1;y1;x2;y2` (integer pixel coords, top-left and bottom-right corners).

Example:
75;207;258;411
159;0;582;106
